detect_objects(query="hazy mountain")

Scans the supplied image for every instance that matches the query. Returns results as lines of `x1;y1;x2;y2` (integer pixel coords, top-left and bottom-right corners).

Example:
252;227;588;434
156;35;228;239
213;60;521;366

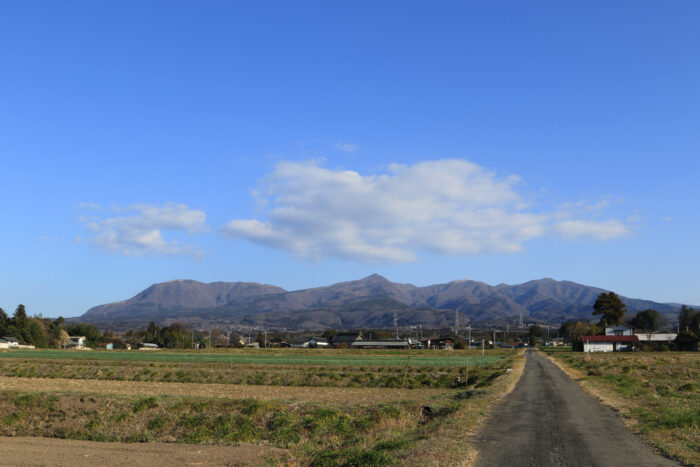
82;280;286;321
78;274;688;330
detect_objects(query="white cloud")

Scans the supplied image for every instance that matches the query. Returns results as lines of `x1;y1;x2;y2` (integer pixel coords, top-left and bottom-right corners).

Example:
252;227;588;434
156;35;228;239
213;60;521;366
336;142;359;153
221;159;630;263
552;219;629;241
78;202;103;211
78;203;206;257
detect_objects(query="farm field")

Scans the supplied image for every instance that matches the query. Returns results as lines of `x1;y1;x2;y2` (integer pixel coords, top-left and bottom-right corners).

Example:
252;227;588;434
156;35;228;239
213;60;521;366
544;350;700;466
0;348;512;389
0;348;524;465
0;348;507;367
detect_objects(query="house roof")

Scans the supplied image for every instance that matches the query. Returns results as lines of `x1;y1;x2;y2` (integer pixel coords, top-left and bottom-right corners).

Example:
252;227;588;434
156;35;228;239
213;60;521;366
351;340;410;347
332;332;362;343
581;335;639;343
308;337;328;343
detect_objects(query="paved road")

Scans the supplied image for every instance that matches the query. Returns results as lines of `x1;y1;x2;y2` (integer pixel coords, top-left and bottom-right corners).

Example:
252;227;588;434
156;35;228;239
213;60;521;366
475;350;677;467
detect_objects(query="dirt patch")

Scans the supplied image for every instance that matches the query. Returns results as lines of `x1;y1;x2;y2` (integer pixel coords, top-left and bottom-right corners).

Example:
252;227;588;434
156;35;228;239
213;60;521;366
0;436;286;466
0;376;451;405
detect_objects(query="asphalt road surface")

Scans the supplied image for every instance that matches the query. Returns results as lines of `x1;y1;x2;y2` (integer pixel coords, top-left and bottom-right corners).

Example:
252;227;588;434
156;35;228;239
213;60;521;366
475;350;678;467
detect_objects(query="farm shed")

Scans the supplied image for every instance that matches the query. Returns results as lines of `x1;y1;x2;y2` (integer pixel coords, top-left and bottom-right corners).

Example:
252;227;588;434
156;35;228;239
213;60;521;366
581;335;639;352
351;339;412;349
421;337;454;350
332;332;363;348
139;342;160;350
306;337;329;348
635;333;677;343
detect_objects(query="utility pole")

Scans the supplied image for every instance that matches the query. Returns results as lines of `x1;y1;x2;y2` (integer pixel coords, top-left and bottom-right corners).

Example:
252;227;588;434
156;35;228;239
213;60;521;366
394;312;399;339
465;351;469;388
482;338;485;357
455;310;459;335
467;326;472;350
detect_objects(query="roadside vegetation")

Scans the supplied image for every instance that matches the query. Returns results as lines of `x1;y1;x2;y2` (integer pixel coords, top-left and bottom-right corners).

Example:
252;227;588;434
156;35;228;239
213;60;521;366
544;350;699;466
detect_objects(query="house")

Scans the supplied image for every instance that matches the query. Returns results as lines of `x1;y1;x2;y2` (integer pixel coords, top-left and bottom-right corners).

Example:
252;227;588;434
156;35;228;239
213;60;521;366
268;337;291;348
421;337;454;350
1;336;20;348
331;332;363;348
306;337;329;348
68;336;86;348
97;342;114;350
605;325;633;336
581;335;639;352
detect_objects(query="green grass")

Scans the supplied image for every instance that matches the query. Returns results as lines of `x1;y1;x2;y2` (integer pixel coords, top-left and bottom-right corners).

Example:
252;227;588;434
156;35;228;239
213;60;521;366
0;349;507;367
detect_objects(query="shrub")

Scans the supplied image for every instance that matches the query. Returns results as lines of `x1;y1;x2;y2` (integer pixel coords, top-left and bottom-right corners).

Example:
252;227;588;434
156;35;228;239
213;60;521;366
132;397;158;413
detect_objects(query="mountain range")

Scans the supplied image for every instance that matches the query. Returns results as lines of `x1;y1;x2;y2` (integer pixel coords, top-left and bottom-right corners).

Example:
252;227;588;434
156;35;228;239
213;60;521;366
77;274;687;330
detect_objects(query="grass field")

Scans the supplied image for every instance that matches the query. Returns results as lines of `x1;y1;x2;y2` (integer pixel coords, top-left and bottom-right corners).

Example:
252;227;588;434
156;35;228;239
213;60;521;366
0;348;524;465
0;348;507;367
544;350;699;466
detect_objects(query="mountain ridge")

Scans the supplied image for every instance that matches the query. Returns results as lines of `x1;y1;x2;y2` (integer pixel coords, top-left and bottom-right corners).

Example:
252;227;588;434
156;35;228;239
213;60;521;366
78;275;689;330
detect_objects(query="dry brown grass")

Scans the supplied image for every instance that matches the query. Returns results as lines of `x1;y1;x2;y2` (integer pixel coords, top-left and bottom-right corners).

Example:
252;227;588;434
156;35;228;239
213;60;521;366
0;375;452;405
400;349;527;467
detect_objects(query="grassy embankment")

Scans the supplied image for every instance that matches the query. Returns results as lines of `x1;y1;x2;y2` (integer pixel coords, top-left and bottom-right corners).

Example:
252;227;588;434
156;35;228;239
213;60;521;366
0;348;524;465
544;349;699;466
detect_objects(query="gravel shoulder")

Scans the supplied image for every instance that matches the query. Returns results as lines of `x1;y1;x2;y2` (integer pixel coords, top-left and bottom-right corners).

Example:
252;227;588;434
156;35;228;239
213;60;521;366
474;349;678;467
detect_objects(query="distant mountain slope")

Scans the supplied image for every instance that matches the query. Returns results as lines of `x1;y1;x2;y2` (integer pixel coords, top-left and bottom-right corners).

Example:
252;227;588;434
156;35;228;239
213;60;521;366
82;280;286;321
78;275;688;329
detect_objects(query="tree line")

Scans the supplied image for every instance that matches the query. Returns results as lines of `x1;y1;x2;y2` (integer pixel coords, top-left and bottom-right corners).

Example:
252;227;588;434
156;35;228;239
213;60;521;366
557;292;700;349
0;305;208;349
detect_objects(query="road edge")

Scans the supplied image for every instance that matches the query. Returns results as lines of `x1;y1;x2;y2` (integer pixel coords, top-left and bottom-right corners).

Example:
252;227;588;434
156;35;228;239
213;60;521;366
466;349;528;467
540;350;687;466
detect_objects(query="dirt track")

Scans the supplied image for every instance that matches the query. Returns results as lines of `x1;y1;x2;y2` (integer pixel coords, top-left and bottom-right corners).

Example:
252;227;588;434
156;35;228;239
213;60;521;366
0;436;286;466
475;350;677;466
0;376;449;404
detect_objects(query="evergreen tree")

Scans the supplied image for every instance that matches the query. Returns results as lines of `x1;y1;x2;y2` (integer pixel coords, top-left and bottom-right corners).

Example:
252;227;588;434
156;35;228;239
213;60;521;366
592;292;627;327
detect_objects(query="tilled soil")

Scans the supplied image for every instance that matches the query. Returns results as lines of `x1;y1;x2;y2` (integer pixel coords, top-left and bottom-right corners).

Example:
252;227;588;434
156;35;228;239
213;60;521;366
0;436;287;466
0;376;450;404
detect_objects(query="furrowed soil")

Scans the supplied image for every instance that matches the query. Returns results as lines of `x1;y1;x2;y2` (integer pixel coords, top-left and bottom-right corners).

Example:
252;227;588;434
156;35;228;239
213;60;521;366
544;350;699;466
0;375;450;404
0;436;284;466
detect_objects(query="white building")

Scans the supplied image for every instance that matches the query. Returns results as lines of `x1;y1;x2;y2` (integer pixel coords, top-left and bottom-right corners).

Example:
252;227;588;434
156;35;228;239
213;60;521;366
68;336;86;348
605;325;633;336
581;335;639;352
635;333;677;343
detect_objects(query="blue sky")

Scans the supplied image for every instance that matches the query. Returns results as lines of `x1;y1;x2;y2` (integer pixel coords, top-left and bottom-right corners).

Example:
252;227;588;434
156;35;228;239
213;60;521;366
1;1;699;318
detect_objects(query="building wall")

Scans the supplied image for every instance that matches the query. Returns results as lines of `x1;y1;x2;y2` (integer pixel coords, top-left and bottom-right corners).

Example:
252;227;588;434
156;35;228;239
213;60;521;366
583;342;614;352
